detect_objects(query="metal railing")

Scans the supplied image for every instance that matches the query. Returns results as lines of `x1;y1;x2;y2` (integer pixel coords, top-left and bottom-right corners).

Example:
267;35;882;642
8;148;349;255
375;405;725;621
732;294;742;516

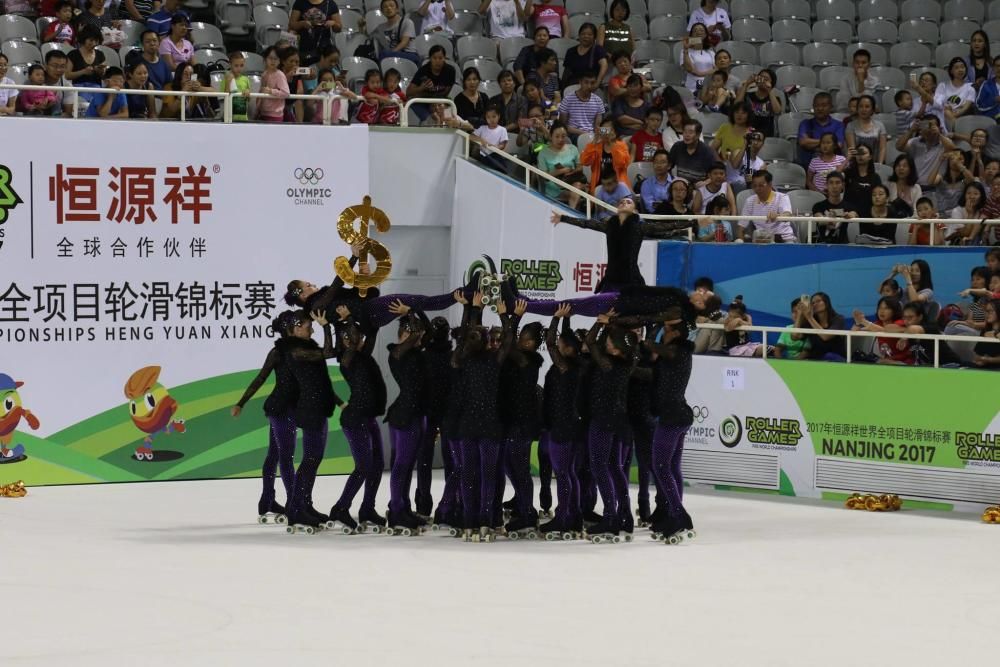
695;321;993;369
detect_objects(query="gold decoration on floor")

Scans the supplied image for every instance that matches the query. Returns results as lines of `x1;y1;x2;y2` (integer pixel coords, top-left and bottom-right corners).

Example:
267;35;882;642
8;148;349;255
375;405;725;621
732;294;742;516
0;480;27;498
845;493;901;512
982;506;1000;523
334;196;392;297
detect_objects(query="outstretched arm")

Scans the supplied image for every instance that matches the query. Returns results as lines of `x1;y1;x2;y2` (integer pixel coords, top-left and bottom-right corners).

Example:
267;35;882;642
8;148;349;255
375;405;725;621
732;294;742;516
310;254;359;313
233;349;279;414
552;210;608;232
586;321;612;371
642;219;696;238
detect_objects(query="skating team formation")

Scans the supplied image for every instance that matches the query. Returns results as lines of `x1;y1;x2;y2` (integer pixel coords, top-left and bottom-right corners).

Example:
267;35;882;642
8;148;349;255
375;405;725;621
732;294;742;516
233;201;698;544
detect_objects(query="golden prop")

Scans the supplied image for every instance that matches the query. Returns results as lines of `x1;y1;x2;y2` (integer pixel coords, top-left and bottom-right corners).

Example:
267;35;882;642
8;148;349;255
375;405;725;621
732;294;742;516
334;196;392;297
982;506;1000;523
0;480;27;498
844;493;902;512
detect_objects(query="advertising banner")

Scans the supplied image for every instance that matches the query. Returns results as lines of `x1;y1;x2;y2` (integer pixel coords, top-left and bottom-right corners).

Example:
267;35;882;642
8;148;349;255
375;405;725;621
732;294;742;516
684;355;1000;511
0;119;370;486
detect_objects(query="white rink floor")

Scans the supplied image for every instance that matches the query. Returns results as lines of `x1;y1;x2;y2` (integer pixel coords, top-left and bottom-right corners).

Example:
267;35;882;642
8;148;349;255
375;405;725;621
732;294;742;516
2;474;998;667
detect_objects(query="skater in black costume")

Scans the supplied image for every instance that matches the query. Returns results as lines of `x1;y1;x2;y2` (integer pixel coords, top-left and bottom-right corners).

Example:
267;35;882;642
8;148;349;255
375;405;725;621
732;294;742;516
232;309;302;523
499;302;545;538
582;313;642;542
625;325;660;527
384;303;431;535
539;304;584;538
575;328;600;524
415;316;453;518
452;291;514;541
281;309;344;531
326;312;388;534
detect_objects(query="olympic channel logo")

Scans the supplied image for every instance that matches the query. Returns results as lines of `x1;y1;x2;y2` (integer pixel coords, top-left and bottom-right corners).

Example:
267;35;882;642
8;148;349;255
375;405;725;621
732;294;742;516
692;405;709;424
294;168;325;185
719;415;743;448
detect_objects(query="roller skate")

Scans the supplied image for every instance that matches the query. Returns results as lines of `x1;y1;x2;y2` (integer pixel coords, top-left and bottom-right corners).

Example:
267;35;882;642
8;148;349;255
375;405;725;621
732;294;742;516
0;480;27;497
563;516;584;541
133;446;154;461
584;517;621;544
257;497;287;525
432;507;462;536
476;526;497;543
501;498;517;523
415;491;433;521
620;512;635;543
325;506;359;534
637;499;652;528
303;505;330;530
582;509;603;525
358;507;387;534
385;510;422;537
679;508;696;541
505;514;539;541
982;506;1000;524
652;513;686;545
539;516;565;541
285;508;322;535
0;445;26;464
539;486;553;519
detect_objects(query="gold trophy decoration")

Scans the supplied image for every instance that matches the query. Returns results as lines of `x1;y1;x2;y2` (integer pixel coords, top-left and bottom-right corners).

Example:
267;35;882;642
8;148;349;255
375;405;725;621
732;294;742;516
844;493;902;512
0;480;27;498
334;196;392;296
982;506;1000;523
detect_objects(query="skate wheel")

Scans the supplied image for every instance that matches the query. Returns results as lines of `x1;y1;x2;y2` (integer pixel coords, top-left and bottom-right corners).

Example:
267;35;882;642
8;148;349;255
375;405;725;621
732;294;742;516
276;515;287;525
286;526;295;534
402;528;412;537
325;521;335;530
257;515;267;524
431;524;441;531
667;534;682;545
342;527;353;535
371;526;382;534
544;532;556;541
305;526;316;535
527;531;538;540
385;527;395;536
448;527;459;537
561;532;574;541
686;530;697;540
612;535;621;544
509;531;520;540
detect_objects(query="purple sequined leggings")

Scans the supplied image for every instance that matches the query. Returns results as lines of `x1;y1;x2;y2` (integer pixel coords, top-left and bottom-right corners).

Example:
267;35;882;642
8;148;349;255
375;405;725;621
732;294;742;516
588;424;630;524
548;437;579;525
262;415;296;503
460;437;502;529
365;293;460;330
289;421;328;517
389;420;423;514
505;435;536;520
437;437;463;517
631;417;663;512
415;416;444;514
333;418;384;513
576;434;598;513
538;433;553;509
651;424;689;516
522;291;619;317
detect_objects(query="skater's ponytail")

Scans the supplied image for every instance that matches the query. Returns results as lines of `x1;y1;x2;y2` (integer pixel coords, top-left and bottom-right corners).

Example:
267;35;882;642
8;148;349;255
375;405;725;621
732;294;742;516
284;280;306;306
270;310;300;337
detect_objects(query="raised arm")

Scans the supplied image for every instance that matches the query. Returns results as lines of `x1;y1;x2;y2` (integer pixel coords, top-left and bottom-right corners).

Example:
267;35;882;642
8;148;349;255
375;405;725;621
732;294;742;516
232;349;280;414
552;210;608;232
641;218;695;238
309;254;359;313
585;321;612;371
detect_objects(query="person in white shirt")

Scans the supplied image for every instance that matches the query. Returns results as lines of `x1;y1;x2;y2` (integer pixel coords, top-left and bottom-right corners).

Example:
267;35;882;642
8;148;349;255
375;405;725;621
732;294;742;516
738;170;796;242
418;0;455;34
936;57;977;131
472;105;510;173
687;0;731;42
479;0;530;40
682;23;715;93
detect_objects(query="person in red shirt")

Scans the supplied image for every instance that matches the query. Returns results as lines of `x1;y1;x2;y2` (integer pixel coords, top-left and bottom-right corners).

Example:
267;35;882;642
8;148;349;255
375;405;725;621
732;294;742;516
42;1;76;45
357;69;390;125
629;108;664;163
853;298;914;365
530;0;568;38
379;68;407;125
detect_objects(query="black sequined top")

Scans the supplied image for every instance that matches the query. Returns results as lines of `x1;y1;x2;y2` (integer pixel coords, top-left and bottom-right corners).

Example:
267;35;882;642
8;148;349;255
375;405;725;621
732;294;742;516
440;365;464;439
559;214;692;292
627;346;655;424
303;257;383;336
542;315;583;442
456;351;505;440
385;341;426;428
585;323;632;431
282;328;342;430
235;339;298;418
422;342;453;421
339;348;387;427
649;338;694;426
501;348;544;437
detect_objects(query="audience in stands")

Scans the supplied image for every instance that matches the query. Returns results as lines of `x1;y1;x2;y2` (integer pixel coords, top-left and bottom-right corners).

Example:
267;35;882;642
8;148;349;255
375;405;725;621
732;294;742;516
159;14;193;71
887;155;921;211
557;70;604;139
699;69;732;113
724;296;767;357
736;68;781;138
490;70;523;133
972;299;1000;368
530;0;566;38
947;267;994;339
681;23;714;94
949;182;988;245
581;117;630;193
0;54;18;116
846;95;887;165
728;128;765;192
471;105;509;173
628;108;662;163
407;44;456;112
40;50;75;116
42;1;76;45
811;172;856;244
796;92;843;168
598;0;634;58
852;297;913;365
121;0;158;22
611;74;649;137
691;161;733;214
691;291;725;353
794;292;847;361
843;144;881;217
908;197;947;246
836;49;878;113
711;102;750;164
124;62;157;119
773;299;810;360
608;51;648;101
17;64;55;115
857;184;905;245
513;26;549;86
147;0;189;37
561;22;607;88
255;46;289;123
939;58;977;130
739;170;795;243
639;149;672;213
695;195;733;242
454;66;486;128
66;25;106;87
669;119;714;184
372;0;419;65
660;105;688;152
224;52;252;122
688;0;730;43
418;0;455;35
898;115;957;192
806;132;847;193
84;66;128;118
595;168;632;219
480;0;529;41
537;122;586;208
288;0;342;62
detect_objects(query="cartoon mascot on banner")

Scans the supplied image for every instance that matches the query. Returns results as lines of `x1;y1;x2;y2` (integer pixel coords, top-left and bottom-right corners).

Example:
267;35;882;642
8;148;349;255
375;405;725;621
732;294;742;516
0;373;39;464
124;366;186;461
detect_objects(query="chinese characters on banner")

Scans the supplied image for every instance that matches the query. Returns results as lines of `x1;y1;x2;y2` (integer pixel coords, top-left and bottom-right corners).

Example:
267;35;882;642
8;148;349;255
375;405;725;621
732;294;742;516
572;261;608;292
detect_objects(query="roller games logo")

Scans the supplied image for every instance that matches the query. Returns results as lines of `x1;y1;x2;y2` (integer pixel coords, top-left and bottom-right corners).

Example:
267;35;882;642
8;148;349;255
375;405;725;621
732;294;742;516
718;415;803;450
0;164;24;253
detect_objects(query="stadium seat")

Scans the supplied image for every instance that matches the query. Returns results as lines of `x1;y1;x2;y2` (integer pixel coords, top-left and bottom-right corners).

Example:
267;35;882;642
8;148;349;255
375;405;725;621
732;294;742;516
909;65;949;85
568;15;595;39
759;41;801;68
465;58;502;81
576;131;594;149
778;112;810;140
499;37;533;66
731;0;769;20
871;65;907;91
900;0;941;22
818;65;851;93
768;162;807;190
240;51;266;74
253;5;288;50
944;0;986;22
788;189;826;214
96;45;121;69
942;20;980;44
875;113;897;137
343;55;380;90
846;42;887;64
789;86;827;113
479;80;501;97
566;0;606;16
190;22;227;50
898;21;939;46
380;56;419;82
449;13;484;37
452;0;482;12
628;16;649;41
649;16;688;41
728;64;760;85
413;33;454;60
0;14;37;46
339;0;363;10
858;0;899;22
41;42;71;58
699;112;728;138
364;9;385;31
457;36;497;64
874;163;893;182
632;40;672;65
336;32;370;60
649;62;684;85
776;64;816;88
218;1;255;38
648;0;688;17
802;43;845;69
890;41;933;69
1;40;41;66
935;41;968;67
339;10;364;34
714;41;757;66
612;0;648;15
759;137;794;162
627;161;656;185
858;19;898;44
735;188;754;213
955;115;999;136
812;20;853;45
990;0;1000;20
548;37;580;62
985;20;1000;43
771;0;810;22
118;20;144;47
192;49;230;69
815;0;856;24
732;18;771;45
881;88;900;112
